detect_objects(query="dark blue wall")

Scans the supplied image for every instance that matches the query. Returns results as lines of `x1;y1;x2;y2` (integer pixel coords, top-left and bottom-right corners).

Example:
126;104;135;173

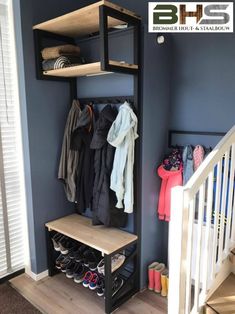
169;34;235;142
19;0;90;274
141;29;172;286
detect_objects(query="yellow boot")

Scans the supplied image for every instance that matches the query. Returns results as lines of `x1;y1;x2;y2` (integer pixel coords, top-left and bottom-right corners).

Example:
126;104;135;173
166;274;169;298
161;269;168;297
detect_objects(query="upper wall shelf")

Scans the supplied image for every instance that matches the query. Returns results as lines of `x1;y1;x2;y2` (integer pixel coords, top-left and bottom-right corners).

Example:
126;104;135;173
33;0;141;38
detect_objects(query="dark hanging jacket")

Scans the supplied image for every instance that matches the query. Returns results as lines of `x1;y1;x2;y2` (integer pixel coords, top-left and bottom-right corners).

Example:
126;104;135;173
90;105;127;227
71;105;94;213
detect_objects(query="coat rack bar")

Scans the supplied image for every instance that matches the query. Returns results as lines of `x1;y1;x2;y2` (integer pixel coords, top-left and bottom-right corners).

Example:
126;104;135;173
79;95;134;105
168;129;226;148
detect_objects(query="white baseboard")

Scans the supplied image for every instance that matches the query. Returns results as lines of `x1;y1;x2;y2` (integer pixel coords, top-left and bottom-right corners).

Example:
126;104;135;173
25;267;48;281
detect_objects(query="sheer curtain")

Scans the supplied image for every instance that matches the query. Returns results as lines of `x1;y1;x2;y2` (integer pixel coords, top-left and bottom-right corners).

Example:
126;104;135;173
0;0;25;277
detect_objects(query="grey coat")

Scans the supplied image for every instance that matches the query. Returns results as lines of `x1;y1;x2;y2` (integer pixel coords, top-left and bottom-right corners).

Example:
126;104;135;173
58;100;81;202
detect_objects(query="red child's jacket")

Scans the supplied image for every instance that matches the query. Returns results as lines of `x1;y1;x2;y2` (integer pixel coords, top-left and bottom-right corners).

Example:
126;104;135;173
157;164;183;221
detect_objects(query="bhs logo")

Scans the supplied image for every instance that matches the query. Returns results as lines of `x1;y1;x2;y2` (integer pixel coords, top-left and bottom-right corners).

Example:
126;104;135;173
148;2;233;33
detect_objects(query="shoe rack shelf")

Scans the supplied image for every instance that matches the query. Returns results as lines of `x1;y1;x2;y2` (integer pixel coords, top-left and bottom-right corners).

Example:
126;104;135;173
46;215;138;314
46;214;137;255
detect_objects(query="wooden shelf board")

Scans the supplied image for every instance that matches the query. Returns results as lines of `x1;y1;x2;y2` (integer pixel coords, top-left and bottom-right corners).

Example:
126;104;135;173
45;214;138;255
33;0;141;38
43;61;138;77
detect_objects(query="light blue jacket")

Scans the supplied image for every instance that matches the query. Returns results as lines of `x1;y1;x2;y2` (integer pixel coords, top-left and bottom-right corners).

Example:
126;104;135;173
107;102;138;213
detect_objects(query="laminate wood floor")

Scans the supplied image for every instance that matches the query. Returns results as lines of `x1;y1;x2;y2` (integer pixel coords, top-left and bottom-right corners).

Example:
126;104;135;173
10;273;167;314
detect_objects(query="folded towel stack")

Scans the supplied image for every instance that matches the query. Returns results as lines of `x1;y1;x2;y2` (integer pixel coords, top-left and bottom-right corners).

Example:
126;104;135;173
41;44;85;71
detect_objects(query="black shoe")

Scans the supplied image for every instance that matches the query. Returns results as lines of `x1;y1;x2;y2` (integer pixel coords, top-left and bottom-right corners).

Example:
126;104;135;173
73;264;88;283
68;246;81;260
52;233;64;251
55;254;67;269
112;277;124;297
74;244;88;262
59;238;76;255
60;256;71;272
83;249;102;271
66;261;78;278
96;278;105;297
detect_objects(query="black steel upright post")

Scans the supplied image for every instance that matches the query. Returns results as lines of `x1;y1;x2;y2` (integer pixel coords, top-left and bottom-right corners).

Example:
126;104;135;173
133;20;142;292
99;6;109;71
104;254;112;314
45;228;57;276
70;79;77;104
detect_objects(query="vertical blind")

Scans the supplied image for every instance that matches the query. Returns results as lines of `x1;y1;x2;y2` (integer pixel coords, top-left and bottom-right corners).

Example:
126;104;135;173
0;0;25;277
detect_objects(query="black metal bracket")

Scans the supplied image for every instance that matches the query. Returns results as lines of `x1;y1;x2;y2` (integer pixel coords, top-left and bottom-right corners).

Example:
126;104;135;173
104;242;138;314
99;5;141;75
45;228;60;277
33;29;75;82
45;227;138;314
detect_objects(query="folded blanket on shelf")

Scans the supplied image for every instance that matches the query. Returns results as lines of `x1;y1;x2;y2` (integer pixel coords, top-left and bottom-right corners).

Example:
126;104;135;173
41;44;81;60
42;56;85;71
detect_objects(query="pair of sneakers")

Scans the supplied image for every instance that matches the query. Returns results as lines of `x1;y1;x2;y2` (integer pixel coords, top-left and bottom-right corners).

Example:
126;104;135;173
82;272;123;298
82;271;105;297
82;271;100;290
97;253;125;275
148;262;169;297
72;246;101;271
56;254;88;282
83;249;102;271
52;233;77;255
67;262;88;283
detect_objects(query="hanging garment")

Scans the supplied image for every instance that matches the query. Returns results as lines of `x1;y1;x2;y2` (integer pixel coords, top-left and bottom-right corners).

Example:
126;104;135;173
157;164;183;221
182;145;194;185
90;105;127;227
193;145;205;171
58;100;81;202
71;104;95;213
163;148;182;171
107;102;138;214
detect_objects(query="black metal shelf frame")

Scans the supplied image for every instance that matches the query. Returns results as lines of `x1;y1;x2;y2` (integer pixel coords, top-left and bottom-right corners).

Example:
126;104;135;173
46;228;139;314
168;129;226;148
35;4;142;314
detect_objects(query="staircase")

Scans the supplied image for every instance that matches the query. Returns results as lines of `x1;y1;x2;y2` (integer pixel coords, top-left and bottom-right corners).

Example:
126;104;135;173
205;273;235;313
168;126;235;314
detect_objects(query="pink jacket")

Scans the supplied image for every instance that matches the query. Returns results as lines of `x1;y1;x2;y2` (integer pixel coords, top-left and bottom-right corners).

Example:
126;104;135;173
157;165;183;221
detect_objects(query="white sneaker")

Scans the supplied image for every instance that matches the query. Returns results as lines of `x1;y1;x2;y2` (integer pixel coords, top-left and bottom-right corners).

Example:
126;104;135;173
97;254;125;275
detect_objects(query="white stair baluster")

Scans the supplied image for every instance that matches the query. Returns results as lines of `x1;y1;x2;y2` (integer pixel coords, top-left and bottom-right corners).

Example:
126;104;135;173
202;171;214;293
225;144;235;253
193;184;205;313
218;151;229;265
185;198;195;314
211;160;222;280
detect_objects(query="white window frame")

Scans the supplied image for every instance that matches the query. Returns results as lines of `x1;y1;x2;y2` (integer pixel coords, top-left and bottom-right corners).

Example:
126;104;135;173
0;0;31;277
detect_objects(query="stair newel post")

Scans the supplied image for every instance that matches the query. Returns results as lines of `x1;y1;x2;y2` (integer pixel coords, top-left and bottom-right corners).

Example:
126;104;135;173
168;186;189;314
